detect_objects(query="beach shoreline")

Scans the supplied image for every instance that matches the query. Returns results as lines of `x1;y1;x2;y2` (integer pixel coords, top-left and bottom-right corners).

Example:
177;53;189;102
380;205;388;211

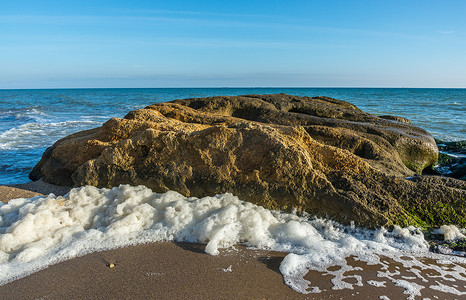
2;239;462;300
1;184;466;299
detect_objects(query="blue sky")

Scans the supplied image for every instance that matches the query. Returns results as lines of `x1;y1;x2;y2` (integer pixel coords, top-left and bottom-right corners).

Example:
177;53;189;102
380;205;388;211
1;0;465;88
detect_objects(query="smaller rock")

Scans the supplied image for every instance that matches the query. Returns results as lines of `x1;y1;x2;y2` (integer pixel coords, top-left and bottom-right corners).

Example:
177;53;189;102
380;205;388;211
433;140;466;180
378;115;411;124
437;141;466;155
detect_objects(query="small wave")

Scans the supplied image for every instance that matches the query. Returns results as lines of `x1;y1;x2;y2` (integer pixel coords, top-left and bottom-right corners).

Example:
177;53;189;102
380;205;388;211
0;120;101;150
14;107;50;123
0;107;51;126
1;185;465;298
80;115;111;122
439;151;466;158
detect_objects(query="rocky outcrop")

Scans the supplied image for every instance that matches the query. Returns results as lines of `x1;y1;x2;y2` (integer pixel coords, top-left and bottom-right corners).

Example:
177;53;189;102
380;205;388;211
30;94;465;227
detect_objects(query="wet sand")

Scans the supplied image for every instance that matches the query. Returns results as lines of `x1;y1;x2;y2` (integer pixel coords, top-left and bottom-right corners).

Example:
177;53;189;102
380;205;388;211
0;186;42;203
1;179;71;203
1;241;464;299
1;183;465;299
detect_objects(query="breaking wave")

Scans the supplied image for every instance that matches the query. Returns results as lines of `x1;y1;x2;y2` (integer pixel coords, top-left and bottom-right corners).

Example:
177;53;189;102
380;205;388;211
0;120;101;150
1;185;465;297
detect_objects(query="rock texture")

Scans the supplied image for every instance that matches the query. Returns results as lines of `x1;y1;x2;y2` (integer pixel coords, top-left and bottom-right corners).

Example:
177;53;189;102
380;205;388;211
30;94;465;227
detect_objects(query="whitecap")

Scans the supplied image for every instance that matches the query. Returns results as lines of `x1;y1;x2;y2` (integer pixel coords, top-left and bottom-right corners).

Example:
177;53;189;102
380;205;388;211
0;120;101;150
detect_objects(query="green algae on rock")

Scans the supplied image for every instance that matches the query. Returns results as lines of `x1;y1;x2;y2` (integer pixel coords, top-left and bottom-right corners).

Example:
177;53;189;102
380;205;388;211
29;94;465;227
432;140;466;180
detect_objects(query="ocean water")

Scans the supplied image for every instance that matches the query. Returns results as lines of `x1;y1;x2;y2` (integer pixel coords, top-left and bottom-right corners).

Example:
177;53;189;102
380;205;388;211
0;87;465;185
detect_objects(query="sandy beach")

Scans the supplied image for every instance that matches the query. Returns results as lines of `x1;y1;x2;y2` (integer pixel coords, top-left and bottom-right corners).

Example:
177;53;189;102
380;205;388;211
0;240;463;300
1;184;465;299
0;241;433;300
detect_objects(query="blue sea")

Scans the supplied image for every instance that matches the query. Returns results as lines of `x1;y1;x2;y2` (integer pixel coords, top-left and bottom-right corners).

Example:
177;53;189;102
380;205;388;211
1;88;465;185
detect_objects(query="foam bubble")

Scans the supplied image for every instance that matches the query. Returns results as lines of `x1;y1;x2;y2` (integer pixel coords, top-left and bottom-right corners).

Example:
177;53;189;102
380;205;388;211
429;281;466;295
434;225;466;241
221;265;232;272
367;280;386;287
393;279;424;299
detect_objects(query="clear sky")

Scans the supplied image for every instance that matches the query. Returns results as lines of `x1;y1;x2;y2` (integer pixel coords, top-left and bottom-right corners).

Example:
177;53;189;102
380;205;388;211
1;0;465;88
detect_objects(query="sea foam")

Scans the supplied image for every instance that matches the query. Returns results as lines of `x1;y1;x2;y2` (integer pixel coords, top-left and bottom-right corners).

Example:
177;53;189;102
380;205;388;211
1;185;465;297
0;120;101;150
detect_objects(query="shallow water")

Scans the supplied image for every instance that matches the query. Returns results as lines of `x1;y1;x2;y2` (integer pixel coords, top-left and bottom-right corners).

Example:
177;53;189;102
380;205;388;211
0;88;465;185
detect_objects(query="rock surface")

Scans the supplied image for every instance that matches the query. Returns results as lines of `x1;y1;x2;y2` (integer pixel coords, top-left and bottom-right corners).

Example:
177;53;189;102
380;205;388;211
30;94;465;227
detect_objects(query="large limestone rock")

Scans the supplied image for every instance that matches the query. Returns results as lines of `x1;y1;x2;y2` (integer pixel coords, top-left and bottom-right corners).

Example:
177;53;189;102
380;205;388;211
30;94;465;227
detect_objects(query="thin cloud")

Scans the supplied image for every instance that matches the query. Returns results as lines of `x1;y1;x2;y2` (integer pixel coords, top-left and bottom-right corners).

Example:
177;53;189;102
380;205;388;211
0;15;198;25
0;33;334;49
127;38;344;49
435;30;455;35
117;8;269;19
0;13;433;41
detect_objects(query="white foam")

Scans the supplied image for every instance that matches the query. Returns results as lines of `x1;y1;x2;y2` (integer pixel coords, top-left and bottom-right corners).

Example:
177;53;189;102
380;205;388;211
368;280;386;287
429;281;466;295
145;272;163;276
0;120;101;150
14;107;50;122
394;279;424;300
221;265;232;272
1;184;466;299
434;225;466;241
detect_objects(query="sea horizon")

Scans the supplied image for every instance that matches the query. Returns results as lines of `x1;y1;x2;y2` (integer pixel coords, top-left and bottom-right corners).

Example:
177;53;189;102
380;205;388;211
2;86;466;91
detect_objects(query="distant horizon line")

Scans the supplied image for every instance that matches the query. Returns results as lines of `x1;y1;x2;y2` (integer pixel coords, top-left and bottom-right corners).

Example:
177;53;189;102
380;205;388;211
1;86;466;90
